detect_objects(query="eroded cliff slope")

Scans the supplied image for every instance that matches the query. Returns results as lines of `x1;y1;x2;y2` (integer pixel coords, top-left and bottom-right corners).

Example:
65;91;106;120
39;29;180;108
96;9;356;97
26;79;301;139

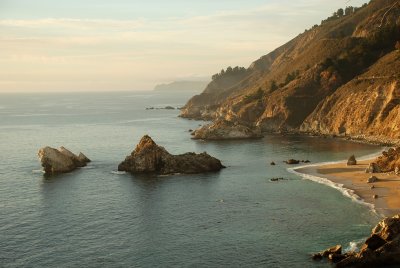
180;0;400;143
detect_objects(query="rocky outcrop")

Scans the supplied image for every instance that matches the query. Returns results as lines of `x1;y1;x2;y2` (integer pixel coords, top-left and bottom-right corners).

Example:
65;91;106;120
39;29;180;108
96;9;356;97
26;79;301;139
38;146;91;175
118;135;225;174
192;120;263;140
314;214;400;267
375;147;400;173
347;155;357;166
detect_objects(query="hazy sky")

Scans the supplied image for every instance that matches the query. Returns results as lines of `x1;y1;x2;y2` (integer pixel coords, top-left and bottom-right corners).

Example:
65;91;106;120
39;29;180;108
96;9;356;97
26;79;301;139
1;0;368;92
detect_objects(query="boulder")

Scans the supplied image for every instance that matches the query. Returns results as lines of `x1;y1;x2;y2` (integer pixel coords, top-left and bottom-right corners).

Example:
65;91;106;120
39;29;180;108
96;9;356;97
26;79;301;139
118;135;225;175
368;176;379;183
38;146;91;175
314;215;400;267
395;166;399;175
192;119;263;140
366;162;380;173
285;159;300;165
347;155;357;166
270;162;276;166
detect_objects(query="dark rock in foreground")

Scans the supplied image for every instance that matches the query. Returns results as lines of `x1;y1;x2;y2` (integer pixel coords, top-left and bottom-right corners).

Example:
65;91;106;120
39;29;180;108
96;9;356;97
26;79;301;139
38;146;91;175
313;215;400;267
118;135;225;175
192;119;263;140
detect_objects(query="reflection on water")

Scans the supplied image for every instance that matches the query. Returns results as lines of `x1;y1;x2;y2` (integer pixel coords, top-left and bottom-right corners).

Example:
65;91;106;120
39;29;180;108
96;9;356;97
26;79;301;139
0;91;381;267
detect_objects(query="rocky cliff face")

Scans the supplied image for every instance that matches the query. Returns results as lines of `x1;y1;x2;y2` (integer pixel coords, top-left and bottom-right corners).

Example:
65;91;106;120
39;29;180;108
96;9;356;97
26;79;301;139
181;0;400;143
118;135;225;175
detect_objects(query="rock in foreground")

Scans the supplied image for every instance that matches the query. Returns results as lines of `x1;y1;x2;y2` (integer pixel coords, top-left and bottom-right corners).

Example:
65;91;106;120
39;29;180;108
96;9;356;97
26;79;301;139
118;135;225;174
38;146;91;175
313;215;400;267
192;120;263;140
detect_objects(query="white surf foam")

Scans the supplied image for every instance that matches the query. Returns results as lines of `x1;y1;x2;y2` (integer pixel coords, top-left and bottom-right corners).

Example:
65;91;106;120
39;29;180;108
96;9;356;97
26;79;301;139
32;169;45;174
286;149;387;214
288;166;375;212
111;171;126;175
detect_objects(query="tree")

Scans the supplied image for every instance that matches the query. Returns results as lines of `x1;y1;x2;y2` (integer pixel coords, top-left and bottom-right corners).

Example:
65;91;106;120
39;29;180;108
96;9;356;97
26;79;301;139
345;6;355;16
270;80;278;91
337;8;344;17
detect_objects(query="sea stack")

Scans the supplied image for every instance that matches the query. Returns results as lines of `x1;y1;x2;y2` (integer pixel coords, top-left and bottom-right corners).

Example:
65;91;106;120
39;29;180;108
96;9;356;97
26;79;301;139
118;135;225;175
347;155;357;166
38;146;91;175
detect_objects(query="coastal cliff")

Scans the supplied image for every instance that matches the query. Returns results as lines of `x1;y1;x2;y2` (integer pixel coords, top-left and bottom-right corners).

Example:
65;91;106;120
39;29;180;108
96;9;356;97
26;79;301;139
180;0;400;143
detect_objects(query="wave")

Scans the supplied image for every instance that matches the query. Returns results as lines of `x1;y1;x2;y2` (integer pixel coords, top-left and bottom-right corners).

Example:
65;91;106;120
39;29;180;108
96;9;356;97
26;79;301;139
288;166;375;212
111;171;126;175
32;169;45;174
286;149;387;214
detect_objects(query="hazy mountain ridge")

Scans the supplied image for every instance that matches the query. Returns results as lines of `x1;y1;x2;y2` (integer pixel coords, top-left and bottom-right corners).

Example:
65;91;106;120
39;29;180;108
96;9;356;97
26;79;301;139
180;0;400;144
154;81;209;92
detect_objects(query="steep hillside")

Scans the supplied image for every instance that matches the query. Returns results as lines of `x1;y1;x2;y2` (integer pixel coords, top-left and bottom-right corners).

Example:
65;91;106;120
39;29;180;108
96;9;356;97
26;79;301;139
301;51;400;144
180;0;400;143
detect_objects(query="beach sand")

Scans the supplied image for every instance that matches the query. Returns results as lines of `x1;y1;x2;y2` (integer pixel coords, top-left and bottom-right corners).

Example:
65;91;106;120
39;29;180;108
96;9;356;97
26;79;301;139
295;160;400;217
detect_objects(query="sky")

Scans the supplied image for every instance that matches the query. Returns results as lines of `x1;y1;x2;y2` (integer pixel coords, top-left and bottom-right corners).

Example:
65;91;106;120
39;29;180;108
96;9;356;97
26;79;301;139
0;0;368;92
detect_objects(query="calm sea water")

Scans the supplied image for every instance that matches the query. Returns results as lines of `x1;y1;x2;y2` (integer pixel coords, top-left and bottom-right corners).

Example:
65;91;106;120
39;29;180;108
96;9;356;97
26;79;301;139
0;91;381;267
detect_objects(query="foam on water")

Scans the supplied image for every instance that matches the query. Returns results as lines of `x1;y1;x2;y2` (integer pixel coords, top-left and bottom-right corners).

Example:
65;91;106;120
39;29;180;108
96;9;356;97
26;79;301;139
287;149;386;215
111;171;126;175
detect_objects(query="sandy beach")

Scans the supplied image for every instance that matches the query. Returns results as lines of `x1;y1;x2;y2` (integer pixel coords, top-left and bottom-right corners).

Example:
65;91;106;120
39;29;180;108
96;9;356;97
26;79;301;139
295;160;400;217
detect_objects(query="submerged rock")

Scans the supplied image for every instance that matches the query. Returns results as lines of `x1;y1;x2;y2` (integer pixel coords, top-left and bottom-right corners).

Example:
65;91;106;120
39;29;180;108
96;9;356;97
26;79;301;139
313;215;400;267
192;119;263;140
38;146;91;175
347;155;357;166
118;135;225;175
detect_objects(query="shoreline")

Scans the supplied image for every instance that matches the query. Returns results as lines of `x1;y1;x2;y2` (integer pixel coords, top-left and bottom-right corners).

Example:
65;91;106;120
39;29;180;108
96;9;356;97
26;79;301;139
290;153;400;217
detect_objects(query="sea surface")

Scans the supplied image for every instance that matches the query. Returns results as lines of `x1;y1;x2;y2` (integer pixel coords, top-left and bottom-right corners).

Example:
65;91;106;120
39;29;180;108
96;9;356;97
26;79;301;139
0;91;381;267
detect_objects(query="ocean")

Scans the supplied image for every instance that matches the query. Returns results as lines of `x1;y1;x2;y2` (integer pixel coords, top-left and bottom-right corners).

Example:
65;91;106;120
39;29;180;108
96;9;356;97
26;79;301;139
0;91;381;267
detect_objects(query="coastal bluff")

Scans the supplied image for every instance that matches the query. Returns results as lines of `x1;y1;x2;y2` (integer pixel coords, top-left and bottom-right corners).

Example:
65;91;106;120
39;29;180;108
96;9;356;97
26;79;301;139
118;135;225;175
38;146;91;175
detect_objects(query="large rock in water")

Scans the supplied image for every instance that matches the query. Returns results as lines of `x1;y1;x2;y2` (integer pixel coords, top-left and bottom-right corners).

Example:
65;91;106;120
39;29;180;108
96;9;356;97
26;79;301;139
118;135;225;174
313;215;400;267
192;120;263;140
38;146;91;175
